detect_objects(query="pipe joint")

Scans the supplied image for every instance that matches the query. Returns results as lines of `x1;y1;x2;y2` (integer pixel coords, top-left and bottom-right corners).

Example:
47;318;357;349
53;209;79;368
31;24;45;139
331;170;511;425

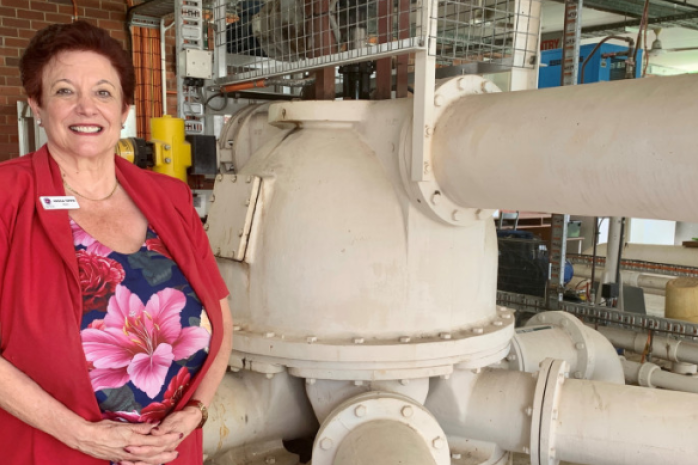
637;362;661;388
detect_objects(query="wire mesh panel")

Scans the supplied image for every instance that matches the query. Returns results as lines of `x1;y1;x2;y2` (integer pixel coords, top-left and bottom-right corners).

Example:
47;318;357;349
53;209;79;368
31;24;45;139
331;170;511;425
208;0;422;84
207;0;539;84
432;0;540;68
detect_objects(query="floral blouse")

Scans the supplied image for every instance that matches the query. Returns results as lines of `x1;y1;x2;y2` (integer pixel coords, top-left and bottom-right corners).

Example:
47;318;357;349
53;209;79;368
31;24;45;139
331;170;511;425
72;219;211;425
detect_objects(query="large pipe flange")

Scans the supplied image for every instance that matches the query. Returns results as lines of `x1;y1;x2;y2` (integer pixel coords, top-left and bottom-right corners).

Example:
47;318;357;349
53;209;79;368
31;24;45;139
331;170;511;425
312;391;451;465
530;358;568;465
398;76;500;226
527;312;594;380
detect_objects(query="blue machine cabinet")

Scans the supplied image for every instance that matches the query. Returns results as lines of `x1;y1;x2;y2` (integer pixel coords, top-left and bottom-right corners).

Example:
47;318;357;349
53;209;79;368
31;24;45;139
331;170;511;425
539;43;643;88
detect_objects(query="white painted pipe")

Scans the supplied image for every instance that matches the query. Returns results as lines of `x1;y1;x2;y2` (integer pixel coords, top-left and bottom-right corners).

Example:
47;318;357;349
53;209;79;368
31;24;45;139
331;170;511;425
597;326;698;364
584;243;698;268
621;358;698;394
430;367;698;464
431;74;698;222
203;371;318;459
427;368;535;454
573;265;673;295
554;379;698;465
511;321;625;384
602;217;623;287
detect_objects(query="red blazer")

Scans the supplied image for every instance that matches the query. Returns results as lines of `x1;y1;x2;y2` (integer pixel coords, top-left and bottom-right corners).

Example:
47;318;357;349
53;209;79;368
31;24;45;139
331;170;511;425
0;146;228;464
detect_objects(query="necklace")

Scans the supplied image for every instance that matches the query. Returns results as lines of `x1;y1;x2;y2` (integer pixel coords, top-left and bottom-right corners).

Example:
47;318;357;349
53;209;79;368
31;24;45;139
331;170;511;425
63;179;119;202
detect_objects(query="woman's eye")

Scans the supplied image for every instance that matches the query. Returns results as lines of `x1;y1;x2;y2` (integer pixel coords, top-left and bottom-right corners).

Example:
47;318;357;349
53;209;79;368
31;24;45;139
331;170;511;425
56;88;72;95
97;90;112;97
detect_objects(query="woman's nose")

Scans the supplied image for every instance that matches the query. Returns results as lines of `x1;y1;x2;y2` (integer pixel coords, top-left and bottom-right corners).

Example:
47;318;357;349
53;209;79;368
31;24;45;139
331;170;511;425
75;93;98;115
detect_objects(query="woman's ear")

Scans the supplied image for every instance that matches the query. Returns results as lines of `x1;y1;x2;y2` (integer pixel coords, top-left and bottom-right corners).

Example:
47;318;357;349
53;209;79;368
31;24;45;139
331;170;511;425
28;98;43;125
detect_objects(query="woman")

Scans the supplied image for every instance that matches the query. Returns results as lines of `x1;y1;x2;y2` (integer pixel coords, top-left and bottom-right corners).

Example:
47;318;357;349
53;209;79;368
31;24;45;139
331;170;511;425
0;21;233;465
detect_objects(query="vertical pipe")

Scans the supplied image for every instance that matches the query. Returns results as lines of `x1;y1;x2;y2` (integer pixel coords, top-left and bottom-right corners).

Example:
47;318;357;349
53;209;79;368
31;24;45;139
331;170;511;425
596;216;622;305
162;20;176;116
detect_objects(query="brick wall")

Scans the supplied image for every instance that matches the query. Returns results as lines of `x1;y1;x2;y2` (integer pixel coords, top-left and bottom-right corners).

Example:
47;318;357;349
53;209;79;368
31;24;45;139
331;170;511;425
0;0;178;161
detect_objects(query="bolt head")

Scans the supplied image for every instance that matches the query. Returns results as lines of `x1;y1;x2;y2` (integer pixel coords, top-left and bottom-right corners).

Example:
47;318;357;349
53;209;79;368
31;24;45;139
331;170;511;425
354;380;364;386
264;332;275;338
306;336;317;344
246;176;253;183
164;157;172;164
472;327;484;334
354;405;367;417
440;332;452;340
306;378;316;385
452;453;462;459
203;223;209;231
210;195;216;202
501;313;512;319
265;457;276;464
507;354;517;362
494;320;503;326
238;229;244;237
265;373;274;379
399;336;411;343
576;343;585;350
320;438;333;450
353;337;364;344
458;77;469;90
432;437;445;449
523;447;530;454
217;174;223;181
233;325;242;331
401;406;414;417
399;379;410;386
434;95;445;107
525;406;533;416
452;210;461;221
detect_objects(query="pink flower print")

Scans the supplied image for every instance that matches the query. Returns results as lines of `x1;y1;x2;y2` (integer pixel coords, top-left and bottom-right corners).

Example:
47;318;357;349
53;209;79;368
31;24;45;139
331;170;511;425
71;220;113;256
100;367;192;424
81;286;210;399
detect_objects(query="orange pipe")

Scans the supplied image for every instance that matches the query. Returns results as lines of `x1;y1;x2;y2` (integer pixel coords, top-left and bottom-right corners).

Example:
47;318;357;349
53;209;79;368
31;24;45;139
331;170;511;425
71;0;79;21
220;80;267;93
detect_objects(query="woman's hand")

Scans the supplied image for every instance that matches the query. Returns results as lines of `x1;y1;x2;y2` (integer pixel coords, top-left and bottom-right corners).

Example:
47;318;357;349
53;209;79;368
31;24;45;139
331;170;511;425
72;419;181;465
118;408;200;465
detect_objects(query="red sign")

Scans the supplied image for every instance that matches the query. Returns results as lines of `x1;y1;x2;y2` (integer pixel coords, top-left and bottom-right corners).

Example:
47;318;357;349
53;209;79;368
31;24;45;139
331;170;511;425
540;39;560;51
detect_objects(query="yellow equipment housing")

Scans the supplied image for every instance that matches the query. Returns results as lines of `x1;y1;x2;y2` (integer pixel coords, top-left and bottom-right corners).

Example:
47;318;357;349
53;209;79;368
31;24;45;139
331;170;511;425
151;115;192;182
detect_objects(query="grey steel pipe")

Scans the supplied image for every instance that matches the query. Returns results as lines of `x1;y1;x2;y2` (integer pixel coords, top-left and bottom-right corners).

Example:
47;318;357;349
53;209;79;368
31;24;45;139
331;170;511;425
431;74;698;222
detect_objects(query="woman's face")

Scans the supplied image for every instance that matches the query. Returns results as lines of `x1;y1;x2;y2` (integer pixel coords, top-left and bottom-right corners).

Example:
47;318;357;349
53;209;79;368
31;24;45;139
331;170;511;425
28;50;129;162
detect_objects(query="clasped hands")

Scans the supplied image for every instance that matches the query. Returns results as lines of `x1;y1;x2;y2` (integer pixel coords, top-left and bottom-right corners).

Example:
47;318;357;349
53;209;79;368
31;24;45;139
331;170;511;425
75;406;203;465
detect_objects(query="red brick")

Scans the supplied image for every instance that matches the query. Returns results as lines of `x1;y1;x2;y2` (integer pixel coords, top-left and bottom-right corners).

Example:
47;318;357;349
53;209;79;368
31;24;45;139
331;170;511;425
50;0;74;5
83;7;110;19
0;142;20;153
0;47;18;56
44;12;72;23
4;37;28;47
1;0;32;9
0;26;19;37
19;28;37;39
0;64;18;74
4;56;18;66
102;0;126;12
29;1;58;13
31;20;52;30
57;4;84;15
110;29;126;41
17;9;44;20
79;0;101;8
98;19;125;30
109;10;126;21
3;17;31;29
0;6;16;16
6;76;21;86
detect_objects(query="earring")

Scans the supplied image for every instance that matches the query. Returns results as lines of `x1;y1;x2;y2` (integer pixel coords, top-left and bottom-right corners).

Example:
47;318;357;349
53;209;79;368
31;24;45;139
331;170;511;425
37;119;42;127
121;123;125;129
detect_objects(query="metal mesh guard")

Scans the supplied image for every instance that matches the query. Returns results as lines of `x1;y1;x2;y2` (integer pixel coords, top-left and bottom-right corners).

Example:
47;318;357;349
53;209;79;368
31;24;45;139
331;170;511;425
209;0;540;84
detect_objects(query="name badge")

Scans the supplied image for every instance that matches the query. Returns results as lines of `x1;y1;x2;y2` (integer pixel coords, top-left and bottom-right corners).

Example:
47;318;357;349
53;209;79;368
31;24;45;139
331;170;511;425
40;196;80;210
